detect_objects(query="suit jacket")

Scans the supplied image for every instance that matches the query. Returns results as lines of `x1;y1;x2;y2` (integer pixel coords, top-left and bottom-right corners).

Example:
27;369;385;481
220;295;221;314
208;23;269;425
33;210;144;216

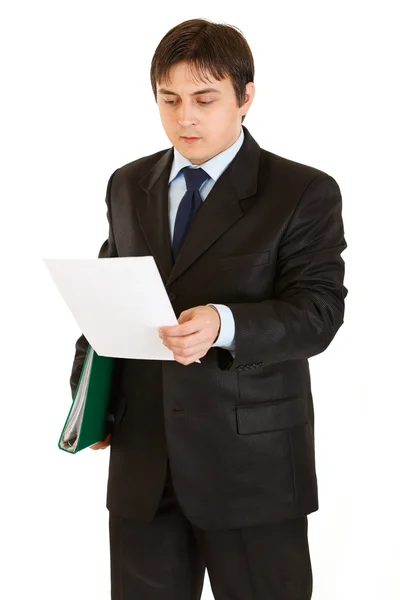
70;125;347;530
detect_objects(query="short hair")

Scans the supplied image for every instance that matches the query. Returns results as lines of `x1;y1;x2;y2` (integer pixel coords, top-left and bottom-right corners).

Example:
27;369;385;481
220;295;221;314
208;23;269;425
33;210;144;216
150;18;255;123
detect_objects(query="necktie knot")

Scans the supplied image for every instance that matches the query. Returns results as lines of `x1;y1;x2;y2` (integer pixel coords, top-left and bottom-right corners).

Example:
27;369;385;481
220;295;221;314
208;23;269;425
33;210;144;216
181;166;209;192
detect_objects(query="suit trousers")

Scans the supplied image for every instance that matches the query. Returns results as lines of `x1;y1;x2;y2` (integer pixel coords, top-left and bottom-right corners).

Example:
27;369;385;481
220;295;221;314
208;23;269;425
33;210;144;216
109;460;313;600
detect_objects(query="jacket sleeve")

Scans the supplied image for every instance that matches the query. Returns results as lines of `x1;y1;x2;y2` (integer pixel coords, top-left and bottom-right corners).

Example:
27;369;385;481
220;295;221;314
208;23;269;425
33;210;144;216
222;173;348;371
69;169;119;400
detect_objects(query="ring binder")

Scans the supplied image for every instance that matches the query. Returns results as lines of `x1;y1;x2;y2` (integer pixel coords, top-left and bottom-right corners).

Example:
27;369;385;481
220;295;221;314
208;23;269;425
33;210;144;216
59;345;115;453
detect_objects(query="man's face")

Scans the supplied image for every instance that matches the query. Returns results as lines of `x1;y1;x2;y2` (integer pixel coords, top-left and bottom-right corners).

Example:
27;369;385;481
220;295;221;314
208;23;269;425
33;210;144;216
156;61;255;165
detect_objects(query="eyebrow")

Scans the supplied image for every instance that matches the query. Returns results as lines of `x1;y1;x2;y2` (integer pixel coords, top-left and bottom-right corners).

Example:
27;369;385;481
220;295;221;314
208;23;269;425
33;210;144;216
158;87;222;96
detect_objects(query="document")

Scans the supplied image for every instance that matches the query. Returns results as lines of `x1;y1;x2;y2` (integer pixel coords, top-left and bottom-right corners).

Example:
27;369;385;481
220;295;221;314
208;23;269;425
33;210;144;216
44;256;189;361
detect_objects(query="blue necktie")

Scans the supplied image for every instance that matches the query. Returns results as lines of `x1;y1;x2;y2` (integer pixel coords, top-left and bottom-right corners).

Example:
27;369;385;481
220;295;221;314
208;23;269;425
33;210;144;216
172;166;210;262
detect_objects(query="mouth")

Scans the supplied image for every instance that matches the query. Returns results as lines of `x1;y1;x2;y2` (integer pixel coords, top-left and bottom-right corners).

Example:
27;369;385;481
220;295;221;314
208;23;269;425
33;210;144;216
181;136;201;143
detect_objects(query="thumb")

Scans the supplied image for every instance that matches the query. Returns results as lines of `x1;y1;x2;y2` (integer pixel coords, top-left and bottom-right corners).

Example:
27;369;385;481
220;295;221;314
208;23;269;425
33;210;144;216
177;309;193;324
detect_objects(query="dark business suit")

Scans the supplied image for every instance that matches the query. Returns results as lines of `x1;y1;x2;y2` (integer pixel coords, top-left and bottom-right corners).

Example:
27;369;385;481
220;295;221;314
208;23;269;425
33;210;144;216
70;125;347;599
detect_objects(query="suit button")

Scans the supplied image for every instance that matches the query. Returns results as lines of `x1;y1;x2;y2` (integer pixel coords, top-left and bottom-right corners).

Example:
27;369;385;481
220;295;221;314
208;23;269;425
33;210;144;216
168;292;177;301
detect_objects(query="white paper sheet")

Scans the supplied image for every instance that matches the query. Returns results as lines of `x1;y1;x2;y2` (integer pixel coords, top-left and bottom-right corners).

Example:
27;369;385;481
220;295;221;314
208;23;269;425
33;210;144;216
43;256;187;361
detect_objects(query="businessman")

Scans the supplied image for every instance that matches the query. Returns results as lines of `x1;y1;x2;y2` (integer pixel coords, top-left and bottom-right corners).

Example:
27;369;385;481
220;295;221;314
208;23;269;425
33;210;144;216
70;18;347;600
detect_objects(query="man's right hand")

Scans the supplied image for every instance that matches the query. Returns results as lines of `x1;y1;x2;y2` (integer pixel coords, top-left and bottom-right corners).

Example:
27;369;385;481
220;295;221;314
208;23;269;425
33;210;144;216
90;432;112;450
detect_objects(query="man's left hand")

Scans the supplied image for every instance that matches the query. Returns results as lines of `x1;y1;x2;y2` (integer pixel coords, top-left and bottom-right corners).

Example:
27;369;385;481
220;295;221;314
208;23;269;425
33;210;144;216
159;305;221;366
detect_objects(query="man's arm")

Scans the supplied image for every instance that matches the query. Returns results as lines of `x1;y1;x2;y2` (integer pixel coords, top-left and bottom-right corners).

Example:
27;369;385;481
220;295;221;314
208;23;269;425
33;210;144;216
222;174;348;371
69;169;119;399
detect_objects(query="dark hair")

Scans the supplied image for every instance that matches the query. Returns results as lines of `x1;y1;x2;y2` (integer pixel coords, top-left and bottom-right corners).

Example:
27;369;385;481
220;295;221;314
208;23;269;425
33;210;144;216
150;18;255;123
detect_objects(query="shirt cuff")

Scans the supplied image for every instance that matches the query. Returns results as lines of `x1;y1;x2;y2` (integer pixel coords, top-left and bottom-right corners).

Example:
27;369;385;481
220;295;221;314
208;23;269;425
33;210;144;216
207;304;236;353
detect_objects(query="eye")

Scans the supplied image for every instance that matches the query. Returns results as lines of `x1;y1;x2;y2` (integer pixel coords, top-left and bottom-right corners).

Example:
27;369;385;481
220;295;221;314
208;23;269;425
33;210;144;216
163;100;213;105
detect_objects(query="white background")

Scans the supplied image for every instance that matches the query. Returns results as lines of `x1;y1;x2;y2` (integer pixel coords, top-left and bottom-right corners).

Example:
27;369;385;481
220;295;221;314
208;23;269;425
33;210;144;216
1;1;399;599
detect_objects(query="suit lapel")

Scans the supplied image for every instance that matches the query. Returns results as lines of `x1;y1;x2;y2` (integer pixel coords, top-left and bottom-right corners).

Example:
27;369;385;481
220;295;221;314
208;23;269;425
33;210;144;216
135;149;175;286
136;126;262;286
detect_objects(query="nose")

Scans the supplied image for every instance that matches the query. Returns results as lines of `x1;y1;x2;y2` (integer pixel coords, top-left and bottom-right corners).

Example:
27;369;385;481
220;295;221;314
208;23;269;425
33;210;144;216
177;101;197;126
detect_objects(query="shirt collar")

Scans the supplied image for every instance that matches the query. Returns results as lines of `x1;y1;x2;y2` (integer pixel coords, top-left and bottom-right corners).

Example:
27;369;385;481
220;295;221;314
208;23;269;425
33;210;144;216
168;126;244;184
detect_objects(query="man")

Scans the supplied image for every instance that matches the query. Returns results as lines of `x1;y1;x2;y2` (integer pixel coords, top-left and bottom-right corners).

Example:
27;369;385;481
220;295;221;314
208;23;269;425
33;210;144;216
70;18;347;600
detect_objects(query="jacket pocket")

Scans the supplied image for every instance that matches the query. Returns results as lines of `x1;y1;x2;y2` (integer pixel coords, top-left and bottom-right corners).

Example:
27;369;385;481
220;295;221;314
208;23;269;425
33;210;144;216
235;395;307;435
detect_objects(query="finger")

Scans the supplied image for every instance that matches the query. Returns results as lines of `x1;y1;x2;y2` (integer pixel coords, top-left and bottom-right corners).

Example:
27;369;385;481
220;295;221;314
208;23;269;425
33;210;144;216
90;433;111;450
160;322;200;337
90;444;103;450
90;443;107;450
169;341;207;357
165;332;205;350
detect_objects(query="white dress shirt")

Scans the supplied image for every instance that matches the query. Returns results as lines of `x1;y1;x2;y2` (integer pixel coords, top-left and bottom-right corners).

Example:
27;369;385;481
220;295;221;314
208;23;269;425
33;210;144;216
167;127;245;355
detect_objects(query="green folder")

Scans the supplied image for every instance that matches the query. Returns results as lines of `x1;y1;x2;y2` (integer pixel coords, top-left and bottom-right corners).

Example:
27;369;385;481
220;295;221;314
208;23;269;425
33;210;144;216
59;345;115;454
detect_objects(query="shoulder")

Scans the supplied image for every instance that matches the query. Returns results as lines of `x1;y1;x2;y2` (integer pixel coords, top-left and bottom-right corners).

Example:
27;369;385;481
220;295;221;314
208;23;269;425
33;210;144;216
259;147;340;193
110;148;169;186
119;148;169;176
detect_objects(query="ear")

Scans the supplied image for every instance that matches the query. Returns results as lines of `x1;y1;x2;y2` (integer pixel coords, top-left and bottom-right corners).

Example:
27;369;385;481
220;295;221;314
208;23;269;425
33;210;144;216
240;82;255;118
